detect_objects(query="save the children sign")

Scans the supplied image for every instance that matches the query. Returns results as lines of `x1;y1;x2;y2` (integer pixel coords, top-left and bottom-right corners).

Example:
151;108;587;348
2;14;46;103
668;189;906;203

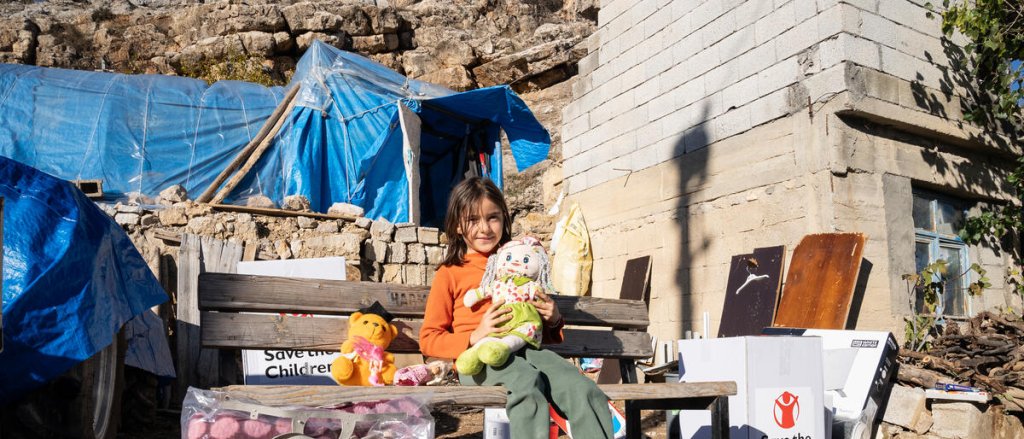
242;348;340;385
237;258;346;385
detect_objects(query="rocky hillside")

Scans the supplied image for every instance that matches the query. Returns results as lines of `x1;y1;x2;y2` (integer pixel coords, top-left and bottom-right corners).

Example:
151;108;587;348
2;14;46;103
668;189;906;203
0;0;595;233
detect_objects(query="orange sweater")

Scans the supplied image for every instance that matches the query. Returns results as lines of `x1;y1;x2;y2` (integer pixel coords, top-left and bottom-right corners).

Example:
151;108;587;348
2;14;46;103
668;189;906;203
420;252;564;360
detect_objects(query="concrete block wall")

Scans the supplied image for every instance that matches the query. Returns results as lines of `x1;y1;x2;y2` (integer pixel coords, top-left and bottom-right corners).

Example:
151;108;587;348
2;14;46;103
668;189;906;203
564;0;862;194
561;0;1018;338
563;0;966;194
572;114;837;339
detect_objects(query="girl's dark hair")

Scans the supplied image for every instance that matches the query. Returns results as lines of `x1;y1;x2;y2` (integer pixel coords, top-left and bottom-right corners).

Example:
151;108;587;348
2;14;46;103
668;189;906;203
439;177;512;267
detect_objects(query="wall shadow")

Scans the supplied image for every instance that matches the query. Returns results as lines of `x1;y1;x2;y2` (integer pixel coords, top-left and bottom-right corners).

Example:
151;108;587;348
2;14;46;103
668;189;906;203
673;103;711;336
846;258;873;330
837;112;1018;262
913;36;1022;261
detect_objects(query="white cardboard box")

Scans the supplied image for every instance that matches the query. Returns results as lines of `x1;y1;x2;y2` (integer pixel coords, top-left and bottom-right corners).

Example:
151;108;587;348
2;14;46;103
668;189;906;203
484;408;511;439
764;328;898;439
677;336;826;439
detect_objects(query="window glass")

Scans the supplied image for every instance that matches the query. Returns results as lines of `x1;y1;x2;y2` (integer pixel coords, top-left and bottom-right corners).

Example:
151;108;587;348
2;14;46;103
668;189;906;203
912;195;933;231
939;245;966;316
912;189;970;317
914;241;931;313
914;241;931;272
936;202;964;235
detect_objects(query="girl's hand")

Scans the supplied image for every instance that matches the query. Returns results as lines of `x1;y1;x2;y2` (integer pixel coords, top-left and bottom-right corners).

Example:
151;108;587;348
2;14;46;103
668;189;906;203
470;298;511;345
533;291;562;327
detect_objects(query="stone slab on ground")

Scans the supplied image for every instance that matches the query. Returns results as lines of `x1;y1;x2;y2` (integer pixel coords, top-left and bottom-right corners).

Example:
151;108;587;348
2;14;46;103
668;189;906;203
930;401;993;439
882;385;932;433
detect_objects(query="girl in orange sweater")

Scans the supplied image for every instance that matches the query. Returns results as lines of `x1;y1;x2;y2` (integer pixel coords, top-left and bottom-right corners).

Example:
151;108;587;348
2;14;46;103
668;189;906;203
420;177;613;438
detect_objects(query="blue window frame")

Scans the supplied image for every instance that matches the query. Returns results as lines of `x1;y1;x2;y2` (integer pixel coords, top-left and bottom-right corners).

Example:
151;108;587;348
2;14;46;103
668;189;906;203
912;190;970;316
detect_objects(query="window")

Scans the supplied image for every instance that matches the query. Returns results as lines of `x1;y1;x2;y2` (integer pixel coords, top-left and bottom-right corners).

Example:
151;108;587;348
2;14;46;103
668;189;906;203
912;190;970;316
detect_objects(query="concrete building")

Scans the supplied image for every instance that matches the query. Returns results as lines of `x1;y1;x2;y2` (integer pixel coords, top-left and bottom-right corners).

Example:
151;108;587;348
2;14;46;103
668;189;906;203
561;0;1020;342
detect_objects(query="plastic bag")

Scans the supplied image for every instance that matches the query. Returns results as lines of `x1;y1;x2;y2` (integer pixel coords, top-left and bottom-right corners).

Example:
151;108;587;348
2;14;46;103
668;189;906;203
550;203;593;296
579;358;603;373
181;387;434;439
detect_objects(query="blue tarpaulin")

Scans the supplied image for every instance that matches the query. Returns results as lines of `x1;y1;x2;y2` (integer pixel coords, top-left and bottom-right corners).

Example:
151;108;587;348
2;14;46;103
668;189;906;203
0;157;169;404
0;41;551;225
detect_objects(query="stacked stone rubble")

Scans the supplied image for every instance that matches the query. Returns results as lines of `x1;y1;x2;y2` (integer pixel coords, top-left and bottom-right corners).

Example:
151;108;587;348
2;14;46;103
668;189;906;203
103;194;446;286
877;384;1024;439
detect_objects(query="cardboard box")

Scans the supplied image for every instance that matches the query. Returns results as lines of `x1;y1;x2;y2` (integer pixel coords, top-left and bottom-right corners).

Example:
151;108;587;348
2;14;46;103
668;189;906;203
763;328;898;439
484;408;560;439
677;336;826;439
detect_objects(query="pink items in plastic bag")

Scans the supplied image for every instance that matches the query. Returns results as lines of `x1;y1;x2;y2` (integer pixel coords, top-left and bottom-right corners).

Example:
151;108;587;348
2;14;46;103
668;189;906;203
181;387;434;439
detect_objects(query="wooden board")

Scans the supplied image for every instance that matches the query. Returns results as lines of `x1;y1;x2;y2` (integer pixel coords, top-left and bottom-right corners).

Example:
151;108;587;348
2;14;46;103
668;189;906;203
717;246;785;337
209;203;357;221
198;272;650;329
215;381;737;408
176;234;244;401
600;256;652;385
773;233;866;329
618;256;652;303
200;312;655;359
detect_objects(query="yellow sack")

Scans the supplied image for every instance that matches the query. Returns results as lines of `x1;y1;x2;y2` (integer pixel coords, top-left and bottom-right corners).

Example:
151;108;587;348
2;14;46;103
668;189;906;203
551;203;593;296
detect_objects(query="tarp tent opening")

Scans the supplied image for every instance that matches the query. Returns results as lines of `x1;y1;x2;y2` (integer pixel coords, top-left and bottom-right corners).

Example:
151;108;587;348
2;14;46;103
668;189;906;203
0;40;551;226
222;41;551;225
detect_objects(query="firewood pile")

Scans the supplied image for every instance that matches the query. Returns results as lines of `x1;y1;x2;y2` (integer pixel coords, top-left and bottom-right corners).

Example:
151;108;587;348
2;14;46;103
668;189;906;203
897;311;1024;411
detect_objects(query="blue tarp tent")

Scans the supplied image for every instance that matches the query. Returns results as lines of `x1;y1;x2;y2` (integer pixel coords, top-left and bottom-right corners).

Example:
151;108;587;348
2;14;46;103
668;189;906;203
0;157;169;404
0;41;551;225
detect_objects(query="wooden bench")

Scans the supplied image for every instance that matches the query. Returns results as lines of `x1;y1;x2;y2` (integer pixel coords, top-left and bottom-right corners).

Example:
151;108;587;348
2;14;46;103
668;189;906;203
197;272;735;439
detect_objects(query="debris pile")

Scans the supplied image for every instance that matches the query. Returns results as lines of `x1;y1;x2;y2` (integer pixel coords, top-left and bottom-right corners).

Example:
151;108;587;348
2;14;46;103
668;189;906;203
897;311;1024;412
865;312;1024;438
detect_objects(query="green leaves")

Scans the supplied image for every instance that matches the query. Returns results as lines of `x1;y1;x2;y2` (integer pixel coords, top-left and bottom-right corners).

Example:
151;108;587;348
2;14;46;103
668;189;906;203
912;0;1024;335
902;259;991;351
938;0;1024;124
967;263;991;296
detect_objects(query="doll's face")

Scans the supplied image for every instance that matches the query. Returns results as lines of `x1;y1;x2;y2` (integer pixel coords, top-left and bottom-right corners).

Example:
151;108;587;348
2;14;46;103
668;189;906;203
496;242;544;278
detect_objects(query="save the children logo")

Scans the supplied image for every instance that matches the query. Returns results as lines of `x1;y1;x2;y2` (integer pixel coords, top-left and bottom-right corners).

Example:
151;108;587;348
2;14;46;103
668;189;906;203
772;391;800;429
755;387;816;439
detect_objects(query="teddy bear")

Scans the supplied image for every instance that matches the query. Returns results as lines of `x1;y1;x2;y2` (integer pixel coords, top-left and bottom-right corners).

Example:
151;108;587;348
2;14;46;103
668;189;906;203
330;301;399;386
456;236;556;375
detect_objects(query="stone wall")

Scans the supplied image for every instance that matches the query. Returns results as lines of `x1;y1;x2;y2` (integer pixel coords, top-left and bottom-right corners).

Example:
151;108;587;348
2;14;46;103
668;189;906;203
0;0;594;93
560;0;1019;340
101;191;446;288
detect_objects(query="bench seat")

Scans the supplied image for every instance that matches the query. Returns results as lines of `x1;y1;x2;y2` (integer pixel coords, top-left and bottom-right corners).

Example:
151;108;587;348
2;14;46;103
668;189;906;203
215;382;736;408
197;272;735;438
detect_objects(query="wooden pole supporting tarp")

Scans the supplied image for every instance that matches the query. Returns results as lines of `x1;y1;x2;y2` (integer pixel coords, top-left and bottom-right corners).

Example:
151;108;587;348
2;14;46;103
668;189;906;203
196;85;300;204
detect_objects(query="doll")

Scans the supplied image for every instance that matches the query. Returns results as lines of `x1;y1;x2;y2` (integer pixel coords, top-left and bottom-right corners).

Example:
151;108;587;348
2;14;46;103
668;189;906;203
456;237;556;375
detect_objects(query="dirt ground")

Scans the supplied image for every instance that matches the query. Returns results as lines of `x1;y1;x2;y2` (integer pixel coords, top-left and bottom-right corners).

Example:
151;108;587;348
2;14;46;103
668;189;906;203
432;403;674;439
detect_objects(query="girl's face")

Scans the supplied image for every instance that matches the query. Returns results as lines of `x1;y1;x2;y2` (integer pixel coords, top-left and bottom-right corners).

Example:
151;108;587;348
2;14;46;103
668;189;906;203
458;196;505;255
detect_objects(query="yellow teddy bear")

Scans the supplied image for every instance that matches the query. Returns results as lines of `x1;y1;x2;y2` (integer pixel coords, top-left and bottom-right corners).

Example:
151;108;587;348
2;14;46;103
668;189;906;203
330;301;399;386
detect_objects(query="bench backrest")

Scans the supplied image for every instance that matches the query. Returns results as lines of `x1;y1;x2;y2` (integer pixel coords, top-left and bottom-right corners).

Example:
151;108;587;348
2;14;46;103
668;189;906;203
197;273;654;360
